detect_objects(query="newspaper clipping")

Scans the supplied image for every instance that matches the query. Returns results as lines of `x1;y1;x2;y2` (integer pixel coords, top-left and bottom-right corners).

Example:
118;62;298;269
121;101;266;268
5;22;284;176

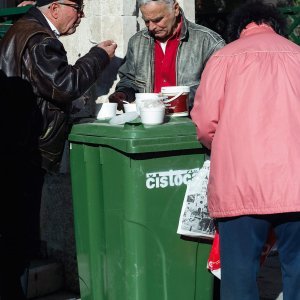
177;159;215;239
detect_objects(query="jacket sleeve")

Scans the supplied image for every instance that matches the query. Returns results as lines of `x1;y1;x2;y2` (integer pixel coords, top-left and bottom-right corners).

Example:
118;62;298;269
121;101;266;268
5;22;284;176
28;35;110;105
188;38;225;108
190;55;227;149
114;37;140;100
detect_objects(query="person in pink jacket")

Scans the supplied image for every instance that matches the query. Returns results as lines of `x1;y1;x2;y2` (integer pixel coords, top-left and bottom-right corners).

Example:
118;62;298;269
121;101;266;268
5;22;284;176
191;1;300;299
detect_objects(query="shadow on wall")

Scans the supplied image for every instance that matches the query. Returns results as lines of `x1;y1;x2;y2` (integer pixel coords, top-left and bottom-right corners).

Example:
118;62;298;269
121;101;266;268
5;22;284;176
95;55;123;99
70;55;123;120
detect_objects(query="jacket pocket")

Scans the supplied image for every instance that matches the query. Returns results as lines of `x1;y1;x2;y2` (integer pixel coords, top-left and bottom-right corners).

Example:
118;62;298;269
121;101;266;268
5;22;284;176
39;101;70;172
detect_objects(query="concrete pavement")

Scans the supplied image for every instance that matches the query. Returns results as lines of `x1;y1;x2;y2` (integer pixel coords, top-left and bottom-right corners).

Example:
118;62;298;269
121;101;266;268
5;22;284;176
32;252;283;300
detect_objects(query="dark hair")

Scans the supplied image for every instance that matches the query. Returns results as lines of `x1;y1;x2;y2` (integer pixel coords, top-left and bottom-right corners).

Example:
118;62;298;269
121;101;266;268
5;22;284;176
226;0;287;43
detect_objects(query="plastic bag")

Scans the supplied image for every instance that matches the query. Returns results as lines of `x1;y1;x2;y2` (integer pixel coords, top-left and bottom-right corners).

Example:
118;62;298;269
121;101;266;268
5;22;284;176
207;230;221;279
207;228;277;279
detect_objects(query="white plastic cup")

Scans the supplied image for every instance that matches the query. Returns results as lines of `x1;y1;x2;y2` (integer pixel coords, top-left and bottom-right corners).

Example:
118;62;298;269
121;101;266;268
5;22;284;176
161;86;190;117
140;107;165;125
124;103;137;113
97;103;117;120
135;93;162;114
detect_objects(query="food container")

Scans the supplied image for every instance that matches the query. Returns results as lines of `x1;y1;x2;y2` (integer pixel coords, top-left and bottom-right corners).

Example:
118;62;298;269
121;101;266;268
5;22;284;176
124;103;137;113
139;98;165;125
97;103;117;120
135;93;162;115
140;107;165;125
161;86;190;117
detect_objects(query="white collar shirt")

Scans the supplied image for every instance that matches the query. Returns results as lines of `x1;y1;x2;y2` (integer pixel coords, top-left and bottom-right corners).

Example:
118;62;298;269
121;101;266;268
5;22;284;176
43;14;60;38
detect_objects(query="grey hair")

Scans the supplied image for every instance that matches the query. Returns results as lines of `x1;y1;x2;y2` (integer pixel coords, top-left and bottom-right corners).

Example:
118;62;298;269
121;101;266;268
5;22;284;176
38;0;64;11
137;0;175;8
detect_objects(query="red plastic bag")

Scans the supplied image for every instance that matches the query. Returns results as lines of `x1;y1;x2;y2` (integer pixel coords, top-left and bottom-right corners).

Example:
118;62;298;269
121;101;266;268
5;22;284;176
207;229;276;279
260;229;277;265
207;230;221;279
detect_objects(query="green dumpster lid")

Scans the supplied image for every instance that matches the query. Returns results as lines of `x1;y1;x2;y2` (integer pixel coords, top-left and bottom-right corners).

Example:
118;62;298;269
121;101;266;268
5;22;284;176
68;117;203;153
0;6;31;18
0;6;31;39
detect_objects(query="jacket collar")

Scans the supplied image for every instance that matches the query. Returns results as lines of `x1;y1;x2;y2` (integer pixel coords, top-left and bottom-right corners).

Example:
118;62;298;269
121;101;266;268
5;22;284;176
27;6;54;35
240;22;275;38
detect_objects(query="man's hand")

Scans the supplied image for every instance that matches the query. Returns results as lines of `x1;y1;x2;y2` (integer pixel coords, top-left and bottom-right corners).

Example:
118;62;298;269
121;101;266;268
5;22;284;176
97;40;117;59
17;1;35;6
108;91;127;111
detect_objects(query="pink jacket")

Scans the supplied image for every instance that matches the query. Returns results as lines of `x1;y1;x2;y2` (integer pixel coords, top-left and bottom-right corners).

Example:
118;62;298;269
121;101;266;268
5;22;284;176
191;23;300;218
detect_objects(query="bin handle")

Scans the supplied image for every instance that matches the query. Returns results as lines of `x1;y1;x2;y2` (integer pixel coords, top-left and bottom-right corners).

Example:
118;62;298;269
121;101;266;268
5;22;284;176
163;91;183;103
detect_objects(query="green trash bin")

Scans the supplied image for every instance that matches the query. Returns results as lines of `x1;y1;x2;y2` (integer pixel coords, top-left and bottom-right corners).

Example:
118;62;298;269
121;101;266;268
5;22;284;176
68;117;214;300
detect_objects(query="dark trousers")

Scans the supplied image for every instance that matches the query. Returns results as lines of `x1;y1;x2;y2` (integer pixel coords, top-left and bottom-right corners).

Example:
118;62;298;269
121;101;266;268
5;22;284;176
218;213;300;300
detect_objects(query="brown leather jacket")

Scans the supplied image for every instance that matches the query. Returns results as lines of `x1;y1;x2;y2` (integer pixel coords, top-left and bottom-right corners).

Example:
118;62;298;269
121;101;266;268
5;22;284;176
0;7;110;171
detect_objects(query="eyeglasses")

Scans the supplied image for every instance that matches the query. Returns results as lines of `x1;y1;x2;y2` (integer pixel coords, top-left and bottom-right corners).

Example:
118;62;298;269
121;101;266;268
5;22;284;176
57;2;84;14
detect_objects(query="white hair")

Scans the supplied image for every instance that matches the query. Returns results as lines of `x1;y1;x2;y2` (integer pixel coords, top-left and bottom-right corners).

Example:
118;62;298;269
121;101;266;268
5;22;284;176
137;0;175;8
38;0;65;11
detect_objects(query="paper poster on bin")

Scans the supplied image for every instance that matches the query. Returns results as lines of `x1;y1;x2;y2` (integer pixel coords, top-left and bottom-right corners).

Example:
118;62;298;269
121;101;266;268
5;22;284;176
177;160;215;239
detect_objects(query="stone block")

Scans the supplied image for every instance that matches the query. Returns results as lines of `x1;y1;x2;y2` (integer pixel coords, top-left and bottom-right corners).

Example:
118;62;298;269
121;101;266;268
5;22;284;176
25;260;64;299
89;16;136;57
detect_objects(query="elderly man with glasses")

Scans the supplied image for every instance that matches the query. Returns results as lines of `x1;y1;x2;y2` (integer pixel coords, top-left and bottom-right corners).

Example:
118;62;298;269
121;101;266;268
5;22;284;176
0;1;116;299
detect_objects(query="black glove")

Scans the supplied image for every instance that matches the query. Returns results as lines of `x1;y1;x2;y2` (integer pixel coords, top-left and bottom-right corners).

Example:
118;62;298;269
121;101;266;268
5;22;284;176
108;91;128;111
